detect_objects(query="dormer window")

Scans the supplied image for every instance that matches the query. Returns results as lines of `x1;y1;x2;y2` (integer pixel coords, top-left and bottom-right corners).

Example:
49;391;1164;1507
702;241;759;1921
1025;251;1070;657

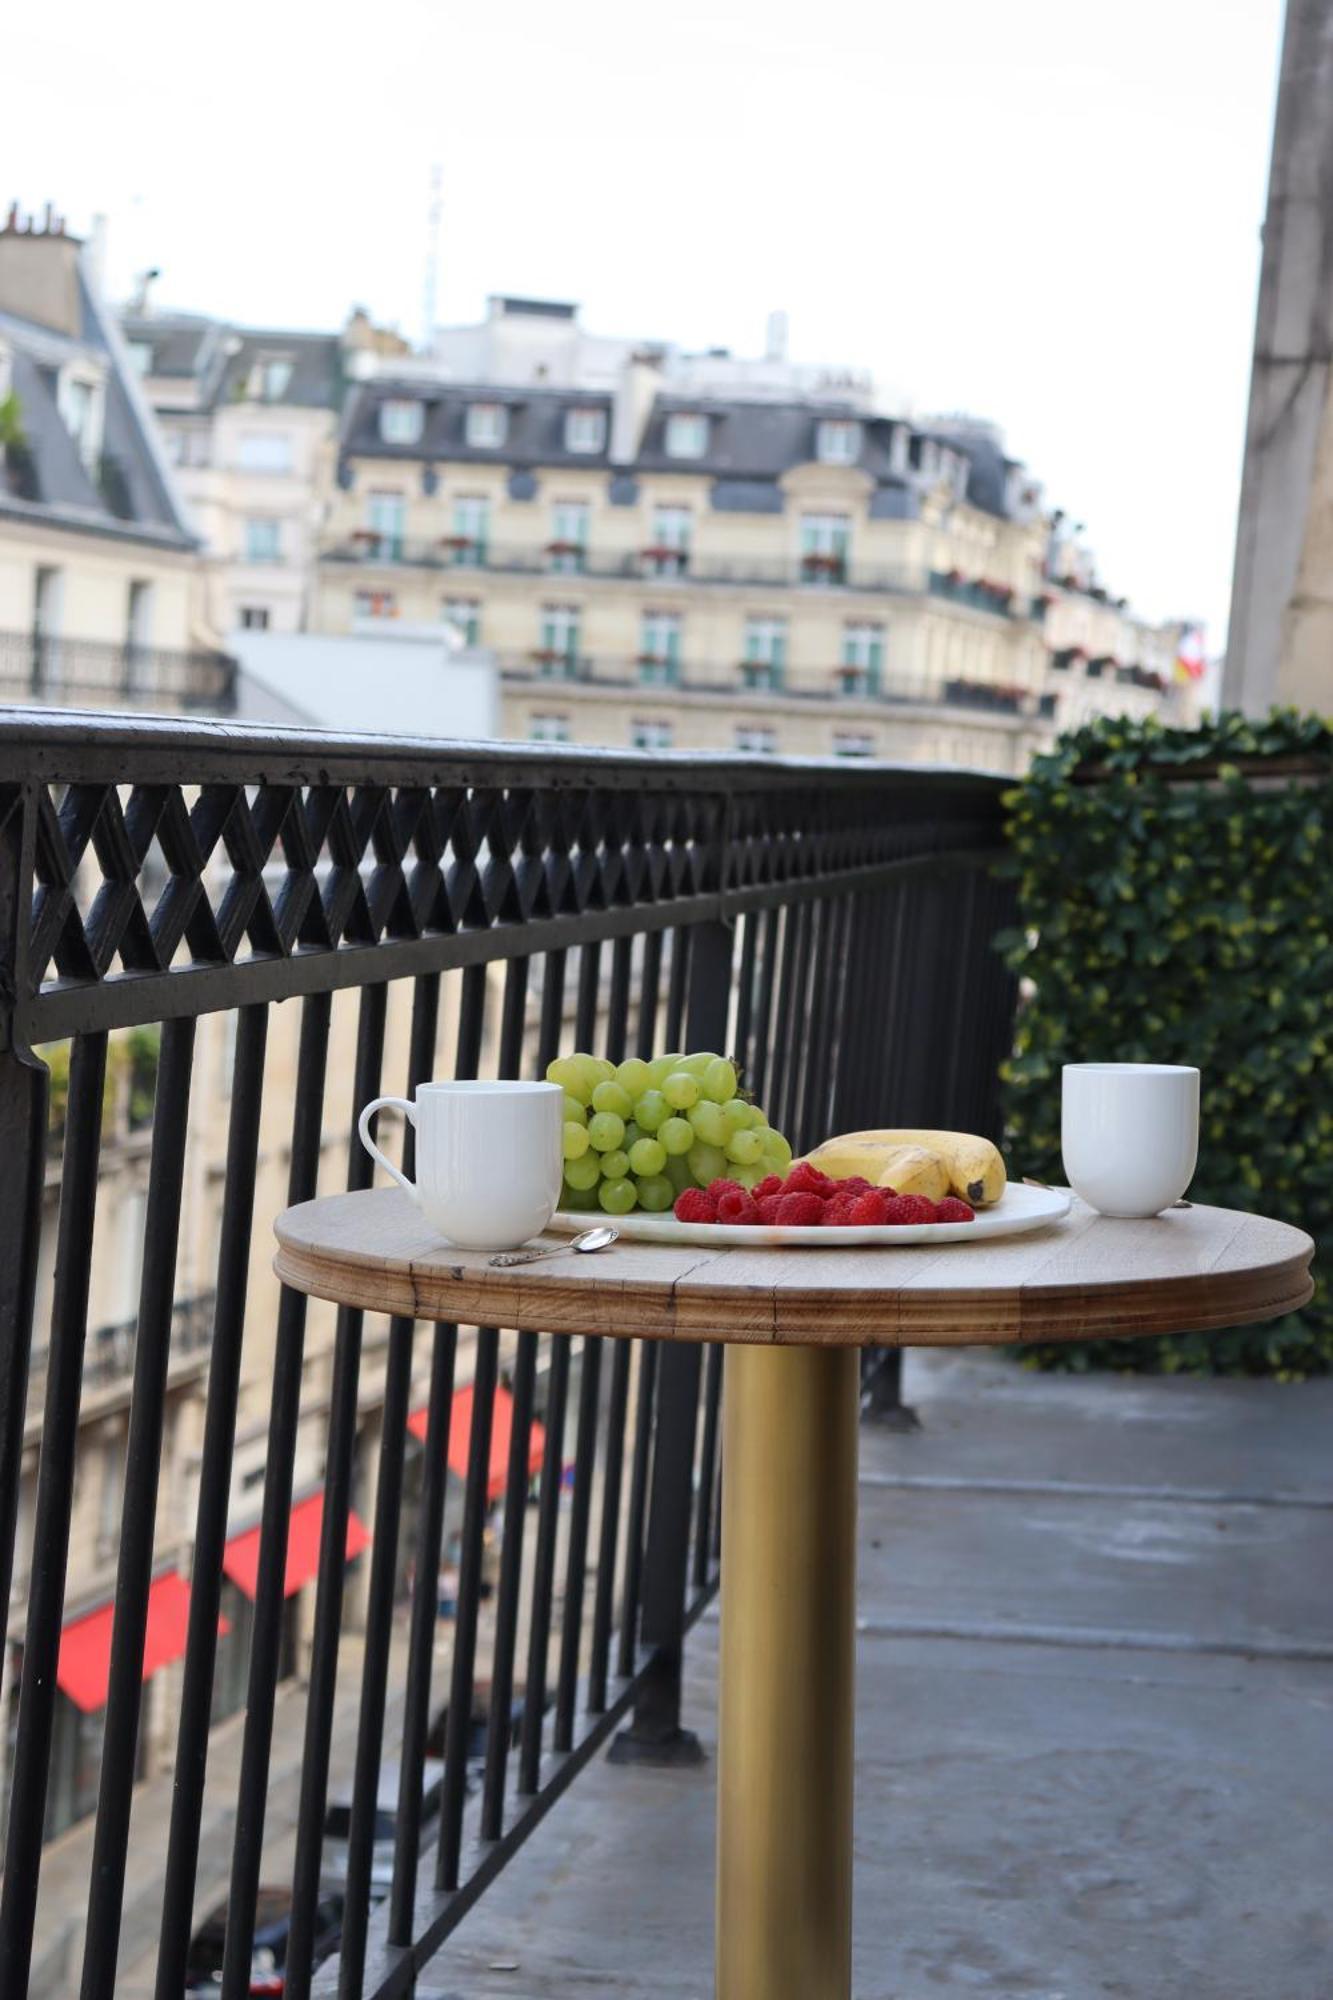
564;406;606;453
58;367;104;470
665;412;708;459
816;419;861;466
466;402;507;448
259;359;293;402
381;398;426;445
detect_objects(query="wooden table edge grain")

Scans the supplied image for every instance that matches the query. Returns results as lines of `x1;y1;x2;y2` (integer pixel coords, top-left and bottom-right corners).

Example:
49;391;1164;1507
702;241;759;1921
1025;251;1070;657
272;1187;1315;1348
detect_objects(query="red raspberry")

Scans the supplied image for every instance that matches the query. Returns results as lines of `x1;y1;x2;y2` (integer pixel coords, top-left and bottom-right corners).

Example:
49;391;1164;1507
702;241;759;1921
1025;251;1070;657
785;1162;835;1198
755;1195;786;1224
822;1197;858;1227
838;1177;876;1197
882;1193;939;1225
716;1189;760;1224
674;1188;718;1223
707;1178;744;1202
775;1191;825;1225
935;1196;976;1223
753;1174;785;1200
847;1190;891;1225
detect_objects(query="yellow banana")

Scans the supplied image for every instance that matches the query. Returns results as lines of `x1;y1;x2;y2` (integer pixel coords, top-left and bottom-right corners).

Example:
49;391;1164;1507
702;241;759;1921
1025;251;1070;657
829;1128;1006;1206
801;1138;952;1202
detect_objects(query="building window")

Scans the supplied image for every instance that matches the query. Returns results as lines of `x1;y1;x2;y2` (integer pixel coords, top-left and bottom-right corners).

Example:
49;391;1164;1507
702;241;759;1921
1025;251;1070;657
448;495;489;564
366;490;407;558
800;513;850;583
259;358;293;402
443;598;481;646
126;341;153;377
465;402;506;448
32;566;63;693
380;399;425;445
735;724;777;755
548;501;589;572
60;373;99;467
354;588;397;619
530;712;571;743
816;419;861;466
167;426;209;469
244;517;282;563
665;412;708;459
564;407;607;454
236;431;293;473
537;604;581;673
639;610;681;683
631;718;674;751
239;605;271;630
839;621;884;694
832;728;876;758
742;616;786;688
644;505;691;574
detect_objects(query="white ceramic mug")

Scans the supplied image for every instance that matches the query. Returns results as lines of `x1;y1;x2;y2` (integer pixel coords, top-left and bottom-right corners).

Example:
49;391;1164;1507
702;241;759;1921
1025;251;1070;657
1061;1063;1200;1217
358;1080;563;1251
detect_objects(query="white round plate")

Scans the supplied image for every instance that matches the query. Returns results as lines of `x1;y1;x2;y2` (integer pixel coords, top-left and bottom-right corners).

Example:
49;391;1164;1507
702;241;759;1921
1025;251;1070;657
550;1180;1070;1249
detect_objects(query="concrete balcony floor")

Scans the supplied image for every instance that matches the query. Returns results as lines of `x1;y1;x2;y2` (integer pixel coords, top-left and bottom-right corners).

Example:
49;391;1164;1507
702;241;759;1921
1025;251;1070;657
432;1349;1333;2000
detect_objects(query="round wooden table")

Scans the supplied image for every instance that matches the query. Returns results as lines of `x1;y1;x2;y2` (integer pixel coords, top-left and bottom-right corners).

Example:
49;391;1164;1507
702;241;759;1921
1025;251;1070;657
275;1187;1313;2000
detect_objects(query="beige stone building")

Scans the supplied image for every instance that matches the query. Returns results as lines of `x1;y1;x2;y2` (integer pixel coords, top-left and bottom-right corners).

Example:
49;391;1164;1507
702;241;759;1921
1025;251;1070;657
0;206;224;711
309;302;1193;773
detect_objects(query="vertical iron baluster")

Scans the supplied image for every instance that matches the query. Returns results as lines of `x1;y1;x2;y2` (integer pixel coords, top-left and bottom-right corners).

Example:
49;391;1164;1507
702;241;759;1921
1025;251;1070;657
222;991;331;2000
553;1337;602;1751
765;906;798;1129
605;935;632;1064
478;1328;536;1839
479;948;546;1838
387;1316;456;1943
575;939;601;1049
155;1006;269;2000
336;972;440;1998
517;1332;571;1794
787;897;824;1151
749;906;780;1105
692;1343;724;1593
664;925;690;1048
585;1338;631;1713
284;982;388;2000
733;911;758;1083
436;1324;498;1890
615;1342;658;1680
781;901;816;1140
80;1015;197;2000
0;1032;107;1995
538;946;567;1067
634;929;663;1059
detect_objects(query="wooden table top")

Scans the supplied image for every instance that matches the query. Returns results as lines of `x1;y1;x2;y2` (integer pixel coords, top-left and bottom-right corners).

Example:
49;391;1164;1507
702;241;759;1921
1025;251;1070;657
273;1187;1314;1349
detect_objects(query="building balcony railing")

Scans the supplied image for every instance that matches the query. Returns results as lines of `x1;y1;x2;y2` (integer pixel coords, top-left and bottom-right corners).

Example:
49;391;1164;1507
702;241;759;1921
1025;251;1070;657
321;536;931;598
0;630;237;713
928;571;1021;618
28;1290;216;1407
0;706;1019;2000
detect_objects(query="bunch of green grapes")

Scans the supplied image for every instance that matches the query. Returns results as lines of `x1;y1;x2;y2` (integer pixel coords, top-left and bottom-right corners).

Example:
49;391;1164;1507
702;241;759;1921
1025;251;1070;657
546;1050;794;1216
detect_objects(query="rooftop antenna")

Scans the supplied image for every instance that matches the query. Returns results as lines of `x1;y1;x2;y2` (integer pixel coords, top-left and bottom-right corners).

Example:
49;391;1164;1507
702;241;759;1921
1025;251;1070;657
422;162;443;353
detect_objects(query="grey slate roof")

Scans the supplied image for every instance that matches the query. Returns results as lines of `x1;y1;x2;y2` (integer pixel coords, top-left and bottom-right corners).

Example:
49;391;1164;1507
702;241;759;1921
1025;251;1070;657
339;382;932;520
1;275;195;548
120;313;345;413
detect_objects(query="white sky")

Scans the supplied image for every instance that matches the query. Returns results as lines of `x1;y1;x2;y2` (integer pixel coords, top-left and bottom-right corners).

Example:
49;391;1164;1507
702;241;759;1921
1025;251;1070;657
10;0;1283;645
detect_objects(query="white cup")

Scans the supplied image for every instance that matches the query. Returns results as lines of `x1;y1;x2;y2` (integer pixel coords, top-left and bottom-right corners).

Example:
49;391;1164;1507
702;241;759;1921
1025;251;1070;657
1061;1063;1200;1218
358;1080;563;1251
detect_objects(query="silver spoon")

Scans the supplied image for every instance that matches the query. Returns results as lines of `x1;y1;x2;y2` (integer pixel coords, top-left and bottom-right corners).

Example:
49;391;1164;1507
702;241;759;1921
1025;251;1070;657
489;1225;620;1268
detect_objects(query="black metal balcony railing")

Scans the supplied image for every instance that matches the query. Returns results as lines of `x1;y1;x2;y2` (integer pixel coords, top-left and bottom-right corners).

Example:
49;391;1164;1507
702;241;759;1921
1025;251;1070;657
0;631;237;714
322;535;930;598
0;709;1018;2000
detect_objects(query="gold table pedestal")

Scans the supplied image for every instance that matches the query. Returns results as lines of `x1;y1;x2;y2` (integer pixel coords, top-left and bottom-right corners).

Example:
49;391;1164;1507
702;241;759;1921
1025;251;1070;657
716;1343;860;2000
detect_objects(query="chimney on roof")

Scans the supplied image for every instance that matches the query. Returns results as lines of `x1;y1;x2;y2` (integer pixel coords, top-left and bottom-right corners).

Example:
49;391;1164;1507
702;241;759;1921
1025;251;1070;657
765;309;789;363
0;201;84;335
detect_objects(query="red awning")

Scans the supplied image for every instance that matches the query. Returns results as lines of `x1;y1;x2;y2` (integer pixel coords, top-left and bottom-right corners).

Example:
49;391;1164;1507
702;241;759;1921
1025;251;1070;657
407;1382;546;1502
222;1491;370;1602
57;1572;195;1714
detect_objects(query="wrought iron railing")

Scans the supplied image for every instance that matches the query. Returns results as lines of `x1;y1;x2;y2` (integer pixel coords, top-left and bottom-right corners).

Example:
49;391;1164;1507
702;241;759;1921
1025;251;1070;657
0;710;1018;2000
0;632;237;714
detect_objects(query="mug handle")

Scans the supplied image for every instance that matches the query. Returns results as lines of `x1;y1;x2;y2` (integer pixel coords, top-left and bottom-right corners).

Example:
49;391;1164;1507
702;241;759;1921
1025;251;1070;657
358;1096;418;1202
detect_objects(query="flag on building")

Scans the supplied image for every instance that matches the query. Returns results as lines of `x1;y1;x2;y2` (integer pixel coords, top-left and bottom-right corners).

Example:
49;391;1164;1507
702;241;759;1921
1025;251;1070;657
1174;625;1207;683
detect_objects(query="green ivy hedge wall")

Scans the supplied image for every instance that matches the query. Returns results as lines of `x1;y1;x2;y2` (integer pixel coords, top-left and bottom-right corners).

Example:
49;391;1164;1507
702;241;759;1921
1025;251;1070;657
997;708;1333;1377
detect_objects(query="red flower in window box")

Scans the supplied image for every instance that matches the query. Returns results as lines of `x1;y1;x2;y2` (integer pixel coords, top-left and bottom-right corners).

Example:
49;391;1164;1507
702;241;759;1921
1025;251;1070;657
440;534;474;550
545;539;585;557
802;551;843;572
640;544;686;564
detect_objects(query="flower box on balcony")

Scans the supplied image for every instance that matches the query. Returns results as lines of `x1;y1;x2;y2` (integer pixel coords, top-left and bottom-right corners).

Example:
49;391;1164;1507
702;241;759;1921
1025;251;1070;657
640;544;687;569
801;553;846;582
545;540;585;557
835;666;875;697
351;529;377;550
